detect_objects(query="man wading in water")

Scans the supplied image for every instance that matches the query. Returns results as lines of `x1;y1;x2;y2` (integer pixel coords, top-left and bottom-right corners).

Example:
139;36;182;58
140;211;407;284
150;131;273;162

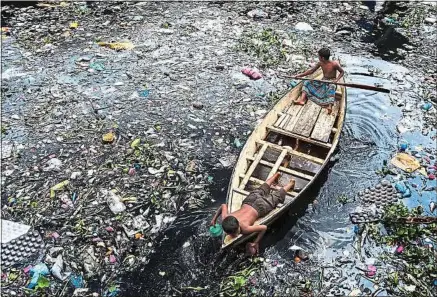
210;173;295;255
294;48;344;114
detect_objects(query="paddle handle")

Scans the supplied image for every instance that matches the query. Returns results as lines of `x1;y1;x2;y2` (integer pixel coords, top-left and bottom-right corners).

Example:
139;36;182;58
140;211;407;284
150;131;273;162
284;75;390;94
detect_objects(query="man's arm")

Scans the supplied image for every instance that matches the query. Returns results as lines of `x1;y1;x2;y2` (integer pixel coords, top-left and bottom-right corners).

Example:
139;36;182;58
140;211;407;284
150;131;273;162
295;62;321;78
210;204;228;226
244;225;268;255
247;225;268;243
334;61;344;83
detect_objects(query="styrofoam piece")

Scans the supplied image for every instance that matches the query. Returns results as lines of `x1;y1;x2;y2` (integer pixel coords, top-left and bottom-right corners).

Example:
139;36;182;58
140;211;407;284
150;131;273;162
1;220;31;243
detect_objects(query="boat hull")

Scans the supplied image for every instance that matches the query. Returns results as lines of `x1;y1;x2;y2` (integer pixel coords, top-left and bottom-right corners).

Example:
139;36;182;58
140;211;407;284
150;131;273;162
222;71;347;248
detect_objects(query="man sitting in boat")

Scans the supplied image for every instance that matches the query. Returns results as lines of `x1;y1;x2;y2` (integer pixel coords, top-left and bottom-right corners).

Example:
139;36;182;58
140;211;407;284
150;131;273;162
210;173;296;255
294;48;344;114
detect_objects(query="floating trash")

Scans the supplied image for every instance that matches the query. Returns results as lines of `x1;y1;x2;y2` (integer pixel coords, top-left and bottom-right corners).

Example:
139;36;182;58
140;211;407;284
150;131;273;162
137;89;150;98
97;41;134;51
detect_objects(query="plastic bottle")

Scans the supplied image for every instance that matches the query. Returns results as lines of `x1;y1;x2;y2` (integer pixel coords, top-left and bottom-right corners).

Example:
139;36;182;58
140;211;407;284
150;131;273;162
101;189;126;214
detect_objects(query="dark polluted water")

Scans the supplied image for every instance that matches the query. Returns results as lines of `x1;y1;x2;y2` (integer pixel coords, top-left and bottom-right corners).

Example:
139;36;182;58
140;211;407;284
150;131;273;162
120;54;435;296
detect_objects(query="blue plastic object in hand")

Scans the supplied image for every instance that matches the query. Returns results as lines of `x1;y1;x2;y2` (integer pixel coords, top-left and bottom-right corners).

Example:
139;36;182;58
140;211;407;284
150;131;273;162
209;223;223;237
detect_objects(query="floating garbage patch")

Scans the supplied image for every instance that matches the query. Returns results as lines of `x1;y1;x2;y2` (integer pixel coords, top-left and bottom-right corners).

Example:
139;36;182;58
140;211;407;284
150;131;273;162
1;1;436;297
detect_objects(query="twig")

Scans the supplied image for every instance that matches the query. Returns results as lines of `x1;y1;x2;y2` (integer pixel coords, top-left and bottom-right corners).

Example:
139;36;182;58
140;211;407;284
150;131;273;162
58;278;70;297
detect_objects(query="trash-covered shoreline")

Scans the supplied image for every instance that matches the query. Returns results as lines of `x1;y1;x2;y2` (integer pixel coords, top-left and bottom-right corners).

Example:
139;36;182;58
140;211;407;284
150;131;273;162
1;1;436;296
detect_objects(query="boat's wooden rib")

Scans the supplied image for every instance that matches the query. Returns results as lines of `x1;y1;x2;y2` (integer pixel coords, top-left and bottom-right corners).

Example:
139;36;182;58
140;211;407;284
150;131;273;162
223;70;346;248
266;125;332;149
238;174;299;197
267;149;287;179
246;156;313;181
256;140;325;165
233;188;250;196
238;143;269;191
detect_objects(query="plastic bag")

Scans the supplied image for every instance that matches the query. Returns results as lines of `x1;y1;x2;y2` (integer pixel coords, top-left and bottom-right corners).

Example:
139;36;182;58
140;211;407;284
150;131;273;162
390;153;420;173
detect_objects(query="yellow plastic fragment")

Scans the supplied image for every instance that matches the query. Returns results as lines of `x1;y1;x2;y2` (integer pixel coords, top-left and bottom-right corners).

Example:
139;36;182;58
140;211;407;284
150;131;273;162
130;138;141;149
390;153;420;173
50;180;70;198
102;132;115;143
122;197;137;203
97;41;134;51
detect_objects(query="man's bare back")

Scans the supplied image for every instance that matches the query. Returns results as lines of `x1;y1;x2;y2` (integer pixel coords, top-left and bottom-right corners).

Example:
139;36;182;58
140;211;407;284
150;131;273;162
223;205;258;233
210;173;296;255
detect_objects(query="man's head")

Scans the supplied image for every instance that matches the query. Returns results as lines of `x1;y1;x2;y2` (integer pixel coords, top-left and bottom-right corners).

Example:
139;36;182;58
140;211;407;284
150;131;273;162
318;48;330;61
222;216;240;236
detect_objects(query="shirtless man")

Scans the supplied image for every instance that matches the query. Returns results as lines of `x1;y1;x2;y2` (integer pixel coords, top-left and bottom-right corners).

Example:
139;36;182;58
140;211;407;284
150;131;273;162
210;173;296;255
294;48;344;114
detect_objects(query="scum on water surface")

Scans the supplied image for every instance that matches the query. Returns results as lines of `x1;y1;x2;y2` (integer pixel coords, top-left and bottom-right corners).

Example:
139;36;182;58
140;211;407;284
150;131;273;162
1;1;436;297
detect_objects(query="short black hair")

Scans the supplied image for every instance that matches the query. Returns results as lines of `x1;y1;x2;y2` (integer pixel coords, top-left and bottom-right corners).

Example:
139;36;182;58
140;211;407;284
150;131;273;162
222;216;239;234
318;48;330;60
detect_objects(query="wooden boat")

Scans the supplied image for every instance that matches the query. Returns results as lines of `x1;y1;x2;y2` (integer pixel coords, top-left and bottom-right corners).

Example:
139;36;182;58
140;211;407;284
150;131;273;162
222;71;346;248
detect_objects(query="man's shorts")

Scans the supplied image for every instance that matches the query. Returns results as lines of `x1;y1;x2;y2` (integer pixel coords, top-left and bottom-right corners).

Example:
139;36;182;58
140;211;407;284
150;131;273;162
242;183;286;217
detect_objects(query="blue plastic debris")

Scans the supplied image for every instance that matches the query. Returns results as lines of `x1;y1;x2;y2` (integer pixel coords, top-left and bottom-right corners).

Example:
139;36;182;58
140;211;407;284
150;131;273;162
402;188;411;198
28;263;49;289
234;138;242;148
395;182;411;198
107;285;120;297
395;182;406;193
30;263;49;276
72;192;78;203
384;17;399;25
70;274;84;288
137;89;149;97
89;62;105;71
422;102;432;111
398;141;408;152
353;225;360;234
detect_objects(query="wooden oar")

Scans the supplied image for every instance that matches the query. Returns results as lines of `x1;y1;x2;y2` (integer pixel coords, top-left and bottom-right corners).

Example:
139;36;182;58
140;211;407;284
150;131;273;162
282;75;391;94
